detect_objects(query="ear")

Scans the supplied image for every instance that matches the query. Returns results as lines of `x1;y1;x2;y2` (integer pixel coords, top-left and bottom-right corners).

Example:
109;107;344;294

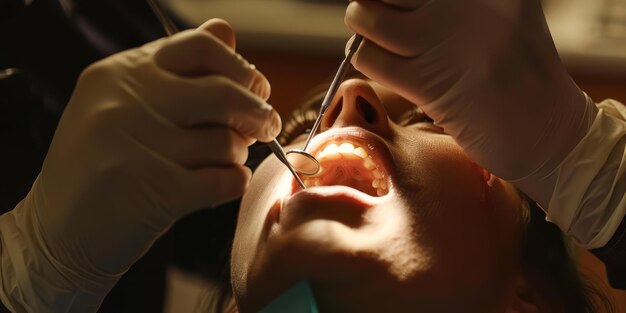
481;168;496;187
502;276;541;313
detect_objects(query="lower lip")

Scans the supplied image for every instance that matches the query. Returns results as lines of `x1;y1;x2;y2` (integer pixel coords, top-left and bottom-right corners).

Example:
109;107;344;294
280;185;383;217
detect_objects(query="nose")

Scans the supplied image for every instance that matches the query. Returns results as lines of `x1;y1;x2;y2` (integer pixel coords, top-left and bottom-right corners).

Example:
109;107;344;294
321;79;390;136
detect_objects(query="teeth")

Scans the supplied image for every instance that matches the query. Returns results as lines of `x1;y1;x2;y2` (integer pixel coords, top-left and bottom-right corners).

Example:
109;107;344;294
372;169;383;179
303;178;322;188
304;180;314;188
338;143;355;154
379;180;387;190
316;142;371;160
301;140;390;197
372;179;381;188
322;143;338;156
354;147;368;158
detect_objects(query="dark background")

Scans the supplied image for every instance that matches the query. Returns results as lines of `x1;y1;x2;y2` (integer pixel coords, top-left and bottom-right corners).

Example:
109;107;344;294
2;0;625;312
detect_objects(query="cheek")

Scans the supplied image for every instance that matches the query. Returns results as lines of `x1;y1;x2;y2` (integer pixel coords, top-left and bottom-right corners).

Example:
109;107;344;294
395;136;501;285
231;157;293;286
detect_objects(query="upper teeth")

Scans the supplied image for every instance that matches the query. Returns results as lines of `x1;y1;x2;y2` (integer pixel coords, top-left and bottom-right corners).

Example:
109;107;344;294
316;143;369;160
303;141;388;196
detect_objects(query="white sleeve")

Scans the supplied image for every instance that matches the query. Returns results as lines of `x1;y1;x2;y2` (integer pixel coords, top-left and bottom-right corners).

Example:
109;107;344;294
547;99;626;249
0;195;118;313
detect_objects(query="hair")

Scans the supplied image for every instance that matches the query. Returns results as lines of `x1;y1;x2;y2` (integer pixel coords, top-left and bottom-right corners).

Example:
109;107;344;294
518;194;614;313
191;78;615;313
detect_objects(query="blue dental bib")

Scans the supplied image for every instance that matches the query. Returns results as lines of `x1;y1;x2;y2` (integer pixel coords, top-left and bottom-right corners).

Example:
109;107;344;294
259;281;319;313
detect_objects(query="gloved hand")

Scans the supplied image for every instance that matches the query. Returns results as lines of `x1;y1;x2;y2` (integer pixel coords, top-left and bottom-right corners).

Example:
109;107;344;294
0;19;280;312
344;0;597;208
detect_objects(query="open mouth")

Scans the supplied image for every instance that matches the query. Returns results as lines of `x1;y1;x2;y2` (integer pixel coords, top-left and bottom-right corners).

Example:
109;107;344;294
292;129;391;197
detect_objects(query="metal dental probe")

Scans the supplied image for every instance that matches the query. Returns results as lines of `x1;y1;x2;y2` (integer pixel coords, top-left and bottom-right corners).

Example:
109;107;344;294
146;0;180;35
301;34;363;152
285;34;364;174
146;0;306;189
267;139;307;189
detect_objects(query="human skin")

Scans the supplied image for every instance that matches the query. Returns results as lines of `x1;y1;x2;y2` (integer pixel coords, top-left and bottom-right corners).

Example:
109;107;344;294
231;78;533;313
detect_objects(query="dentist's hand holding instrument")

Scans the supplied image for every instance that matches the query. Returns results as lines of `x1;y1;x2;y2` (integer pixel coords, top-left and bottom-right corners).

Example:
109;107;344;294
0;19;280;312
344;0;595;213
345;0;626;261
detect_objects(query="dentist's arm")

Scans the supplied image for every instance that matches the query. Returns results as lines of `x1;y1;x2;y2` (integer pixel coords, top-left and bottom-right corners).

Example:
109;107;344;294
0;19;281;312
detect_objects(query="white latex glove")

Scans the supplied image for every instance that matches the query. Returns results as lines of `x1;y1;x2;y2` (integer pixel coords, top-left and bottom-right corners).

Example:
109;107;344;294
0;19;280;313
344;0;597;208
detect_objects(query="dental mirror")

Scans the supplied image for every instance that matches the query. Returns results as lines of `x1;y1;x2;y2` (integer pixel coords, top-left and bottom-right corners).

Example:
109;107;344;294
285;151;321;176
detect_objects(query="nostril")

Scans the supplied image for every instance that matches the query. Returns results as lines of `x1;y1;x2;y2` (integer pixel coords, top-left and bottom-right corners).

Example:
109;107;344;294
356;96;378;124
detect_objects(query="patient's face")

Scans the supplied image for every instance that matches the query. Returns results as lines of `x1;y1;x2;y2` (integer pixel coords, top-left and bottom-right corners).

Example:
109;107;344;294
231;78;525;312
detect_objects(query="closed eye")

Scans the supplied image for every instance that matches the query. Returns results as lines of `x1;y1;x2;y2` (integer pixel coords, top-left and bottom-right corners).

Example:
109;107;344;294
414;109;434;124
396;107;434;126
